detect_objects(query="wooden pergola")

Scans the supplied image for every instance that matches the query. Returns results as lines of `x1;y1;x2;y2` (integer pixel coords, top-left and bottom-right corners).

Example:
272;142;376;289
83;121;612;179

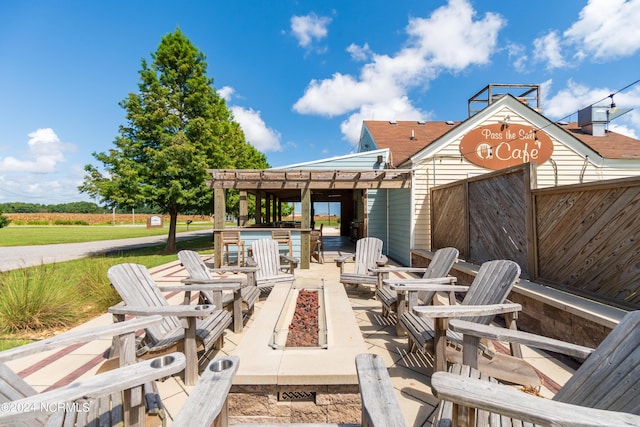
207;169;413;268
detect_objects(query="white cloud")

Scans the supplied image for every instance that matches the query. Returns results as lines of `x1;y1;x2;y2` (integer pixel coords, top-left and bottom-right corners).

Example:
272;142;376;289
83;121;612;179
531;0;640;69
340;97;430;146
218;86;235;101
564;0;640;61
231;106;282;152
291;13;332;49
0;128;74;173
293;0;505;141
405;0;504;71
609;123;638;138
533;31;567;70
541;79;608;120
346;43;372;61
506;43;528;73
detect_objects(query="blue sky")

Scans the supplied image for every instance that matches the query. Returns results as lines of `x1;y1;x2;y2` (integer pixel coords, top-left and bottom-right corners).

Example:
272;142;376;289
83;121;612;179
1;0;639;205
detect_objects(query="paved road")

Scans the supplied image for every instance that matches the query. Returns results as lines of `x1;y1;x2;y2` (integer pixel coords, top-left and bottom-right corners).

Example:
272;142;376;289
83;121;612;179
0;230;212;272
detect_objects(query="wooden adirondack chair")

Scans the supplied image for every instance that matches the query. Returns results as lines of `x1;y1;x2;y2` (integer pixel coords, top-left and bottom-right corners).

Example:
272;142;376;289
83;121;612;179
0;316;186;427
374;247;459;319
431;311;640;427
246;239;299;295
178;250;260;333
107;263;233;385
397;260;526;381
310;229;324;263
335;237;388;290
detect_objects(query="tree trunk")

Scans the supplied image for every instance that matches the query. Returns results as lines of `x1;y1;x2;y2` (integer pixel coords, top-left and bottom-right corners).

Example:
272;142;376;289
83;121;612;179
164;208;178;254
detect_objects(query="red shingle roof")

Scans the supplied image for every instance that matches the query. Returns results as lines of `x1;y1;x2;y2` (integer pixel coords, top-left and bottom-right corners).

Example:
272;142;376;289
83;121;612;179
364;121;460;167
560;122;640;159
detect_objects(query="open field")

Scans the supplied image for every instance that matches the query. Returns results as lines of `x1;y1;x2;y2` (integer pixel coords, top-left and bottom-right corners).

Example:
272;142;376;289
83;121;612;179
5;212;209;225
1;213;213;246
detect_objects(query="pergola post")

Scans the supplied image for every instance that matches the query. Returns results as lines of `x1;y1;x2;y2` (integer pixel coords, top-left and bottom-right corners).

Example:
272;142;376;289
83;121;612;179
301;186;311;269
213;188;225;268
256;191;263;225
265;194;271;224
239;190;248;227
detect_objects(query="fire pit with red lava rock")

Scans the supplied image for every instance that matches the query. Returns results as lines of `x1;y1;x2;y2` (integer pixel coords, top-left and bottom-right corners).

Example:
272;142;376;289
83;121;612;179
286;290;319;347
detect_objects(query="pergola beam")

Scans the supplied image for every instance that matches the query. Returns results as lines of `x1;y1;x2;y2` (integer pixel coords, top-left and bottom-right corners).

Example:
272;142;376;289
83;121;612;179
206;169;412;190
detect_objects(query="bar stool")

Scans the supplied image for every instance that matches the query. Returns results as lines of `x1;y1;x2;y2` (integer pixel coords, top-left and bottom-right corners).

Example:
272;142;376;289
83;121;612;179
222;231;245;266
271;229;292;257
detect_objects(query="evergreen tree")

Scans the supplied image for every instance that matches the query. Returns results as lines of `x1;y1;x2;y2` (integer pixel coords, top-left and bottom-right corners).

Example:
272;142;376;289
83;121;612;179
80;29;268;252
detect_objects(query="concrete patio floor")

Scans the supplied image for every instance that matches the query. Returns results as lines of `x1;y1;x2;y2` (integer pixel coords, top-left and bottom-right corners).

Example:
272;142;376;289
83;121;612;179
5;234;578;426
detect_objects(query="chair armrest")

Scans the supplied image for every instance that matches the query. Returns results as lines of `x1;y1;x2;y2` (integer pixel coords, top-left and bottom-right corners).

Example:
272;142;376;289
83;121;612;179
385;277;458;290
370;266;429;274
109;304;217;317
208;266;259;274
280;255;299;265
0;352;186;424
246;257;258;267
413;303;522;318
169;281;241;290
334;255;354;264
449;319;594;360
172;355;239;427
376;255;388;266
356;353;406;427
0;316;163;363
431;371;640;427
181;277;246;286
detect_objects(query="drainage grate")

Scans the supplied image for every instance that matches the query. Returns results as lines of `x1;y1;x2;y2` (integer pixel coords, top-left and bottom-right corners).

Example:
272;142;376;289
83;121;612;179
278;391;316;402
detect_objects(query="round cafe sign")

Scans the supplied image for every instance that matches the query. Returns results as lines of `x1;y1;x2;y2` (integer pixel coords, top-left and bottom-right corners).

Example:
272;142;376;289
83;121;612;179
459;123;553;170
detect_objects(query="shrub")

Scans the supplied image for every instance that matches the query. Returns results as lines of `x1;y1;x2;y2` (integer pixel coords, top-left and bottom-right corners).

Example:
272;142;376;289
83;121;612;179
0;210;10;228
0;264;79;332
53;219;89;225
26;220;50;226
75;258;121;312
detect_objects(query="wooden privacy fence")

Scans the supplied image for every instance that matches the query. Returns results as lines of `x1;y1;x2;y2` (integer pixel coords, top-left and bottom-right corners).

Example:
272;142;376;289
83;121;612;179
431;163;640;310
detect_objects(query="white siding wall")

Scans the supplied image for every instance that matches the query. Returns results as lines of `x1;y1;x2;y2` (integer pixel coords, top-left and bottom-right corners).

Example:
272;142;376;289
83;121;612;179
388;188;411;265
367;189;388;253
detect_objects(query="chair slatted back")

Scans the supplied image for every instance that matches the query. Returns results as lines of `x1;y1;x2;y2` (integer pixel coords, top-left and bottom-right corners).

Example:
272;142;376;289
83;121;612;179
353;237;384;276
459;260;520;325
178;250;219;304
251;239;282;280
178;250;210;281
221;231;241;244
108;264;182;343
418;247;459;302
554;310;640;414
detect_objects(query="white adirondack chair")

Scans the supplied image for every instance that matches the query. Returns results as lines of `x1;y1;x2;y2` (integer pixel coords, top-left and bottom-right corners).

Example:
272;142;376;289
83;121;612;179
247;239;299;294
335;237;388;290
107;263;233;385
374;247;459;319
396;260;524;378
178;250;260;333
0;316;185;427
431;311;640;427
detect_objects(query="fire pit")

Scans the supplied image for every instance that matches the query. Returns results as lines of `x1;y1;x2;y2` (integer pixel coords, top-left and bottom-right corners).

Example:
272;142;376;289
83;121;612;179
270;282;328;349
230;278;367;424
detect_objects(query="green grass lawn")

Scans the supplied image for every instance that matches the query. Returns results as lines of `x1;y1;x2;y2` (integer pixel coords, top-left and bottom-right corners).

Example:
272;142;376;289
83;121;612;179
0;223;212;246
